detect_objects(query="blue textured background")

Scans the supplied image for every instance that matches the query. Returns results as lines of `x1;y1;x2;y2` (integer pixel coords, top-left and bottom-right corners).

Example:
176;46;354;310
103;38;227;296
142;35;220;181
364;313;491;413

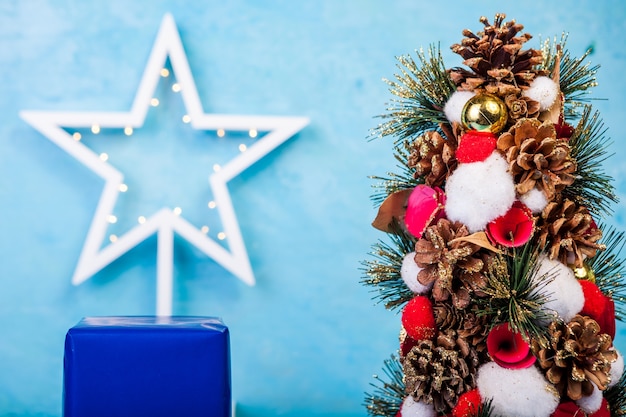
1;1;625;416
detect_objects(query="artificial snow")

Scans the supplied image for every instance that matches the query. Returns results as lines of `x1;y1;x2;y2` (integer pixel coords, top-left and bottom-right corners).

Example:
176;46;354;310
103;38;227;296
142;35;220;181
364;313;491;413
401;252;431;294
444;90;475;124
523;76;559;111
445;152;516;233
476;362;559;417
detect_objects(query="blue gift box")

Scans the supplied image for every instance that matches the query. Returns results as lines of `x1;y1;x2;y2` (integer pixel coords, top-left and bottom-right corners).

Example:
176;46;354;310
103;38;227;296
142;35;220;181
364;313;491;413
63;316;231;417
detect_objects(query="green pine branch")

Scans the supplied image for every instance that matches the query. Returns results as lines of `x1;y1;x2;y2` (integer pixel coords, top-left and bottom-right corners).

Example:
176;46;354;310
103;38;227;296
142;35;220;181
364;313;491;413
371;44;455;145
370;139;423;207
477;245;554;344
541;34;600;118
561;105;618;216
361;224;416;312
587;224;626;321
364;355;405;417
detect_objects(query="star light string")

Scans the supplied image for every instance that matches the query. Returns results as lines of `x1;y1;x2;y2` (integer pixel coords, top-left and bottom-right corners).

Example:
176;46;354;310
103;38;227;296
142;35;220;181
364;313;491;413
20;13;309;315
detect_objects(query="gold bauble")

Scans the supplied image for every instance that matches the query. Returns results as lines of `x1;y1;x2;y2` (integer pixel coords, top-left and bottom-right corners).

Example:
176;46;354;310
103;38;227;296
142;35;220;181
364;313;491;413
461;93;508;134
573;264;596;283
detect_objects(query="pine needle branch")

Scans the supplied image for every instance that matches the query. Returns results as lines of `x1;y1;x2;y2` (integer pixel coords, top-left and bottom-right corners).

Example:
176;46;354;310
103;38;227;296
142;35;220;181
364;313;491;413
541;34;600;118
561;105;617;216
587;223;626;321
371;44;455;145
477;399;503;417
477;245;554;344
361;225;416;312
364;355;405;417
370;140;422;207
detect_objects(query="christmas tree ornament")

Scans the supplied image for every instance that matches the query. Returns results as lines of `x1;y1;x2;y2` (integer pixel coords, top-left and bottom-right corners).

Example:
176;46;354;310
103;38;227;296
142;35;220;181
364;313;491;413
401;296;436;341
461;93;507;133
485;200;533;247
455;131;497;164
579;279;608;322
404;185;446;238
451;389;481;417
363;13;625;417
574;264;596;282
485;323;535;369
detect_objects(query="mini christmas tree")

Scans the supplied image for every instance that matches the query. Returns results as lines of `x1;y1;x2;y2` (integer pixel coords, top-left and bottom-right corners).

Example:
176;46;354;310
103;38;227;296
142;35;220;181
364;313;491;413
363;14;626;417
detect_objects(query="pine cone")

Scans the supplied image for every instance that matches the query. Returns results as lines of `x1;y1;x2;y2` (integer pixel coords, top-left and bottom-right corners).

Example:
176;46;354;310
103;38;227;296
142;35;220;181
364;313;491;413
449;14;545;95
433;302;489;359
414;219;486;308
531;315;616;401
536;199;604;268
407;125;459;187
404;339;479;414
505;94;540;122
497;118;576;201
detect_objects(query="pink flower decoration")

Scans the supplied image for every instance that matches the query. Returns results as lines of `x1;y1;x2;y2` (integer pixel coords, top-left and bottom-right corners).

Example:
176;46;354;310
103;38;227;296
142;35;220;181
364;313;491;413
486;323;536;369
486;201;533;247
404;185;446;238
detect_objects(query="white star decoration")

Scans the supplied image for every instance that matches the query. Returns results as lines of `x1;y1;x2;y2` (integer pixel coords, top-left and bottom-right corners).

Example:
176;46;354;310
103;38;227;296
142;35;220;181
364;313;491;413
20;13;309;315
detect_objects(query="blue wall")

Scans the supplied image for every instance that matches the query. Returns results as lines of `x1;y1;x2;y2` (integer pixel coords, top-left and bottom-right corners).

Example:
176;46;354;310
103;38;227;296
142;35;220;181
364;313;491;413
1;1;625;416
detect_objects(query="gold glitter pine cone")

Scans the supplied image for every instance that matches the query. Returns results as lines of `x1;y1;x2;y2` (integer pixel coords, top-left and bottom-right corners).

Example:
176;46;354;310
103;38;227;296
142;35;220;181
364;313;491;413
531;315;616;401
414;219;486;309
403;338;479;414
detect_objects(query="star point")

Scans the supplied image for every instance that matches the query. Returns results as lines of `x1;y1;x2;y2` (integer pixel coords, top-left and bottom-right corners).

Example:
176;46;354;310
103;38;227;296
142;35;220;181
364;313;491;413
20;13;309;315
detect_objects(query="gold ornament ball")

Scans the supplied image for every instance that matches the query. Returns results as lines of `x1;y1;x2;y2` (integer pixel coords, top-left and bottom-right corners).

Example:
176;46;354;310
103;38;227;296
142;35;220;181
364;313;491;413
461;93;508;133
573;264;596;283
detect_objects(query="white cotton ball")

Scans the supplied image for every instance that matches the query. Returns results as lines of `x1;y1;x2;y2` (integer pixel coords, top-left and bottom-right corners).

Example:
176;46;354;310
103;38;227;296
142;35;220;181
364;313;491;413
609;349;624;387
477;362;559;417
523;76;559;111
401;252;432;294
519;187;548;214
444;90;476;124
532;256;584;323
576;383;604;414
400;395;437;417
445;152;516;233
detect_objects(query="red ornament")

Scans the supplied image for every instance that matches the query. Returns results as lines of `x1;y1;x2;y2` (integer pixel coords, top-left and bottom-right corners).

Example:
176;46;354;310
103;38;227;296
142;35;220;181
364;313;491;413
600;296;616;339
404;185;446;238
401;296;436;341
486;323;536;369
550;399;610;417
452;389;481;417
486;201;533;247
550;401;582;417
400;331;419;357
579;280;616;339
555;114;575;140
455;131;497;163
